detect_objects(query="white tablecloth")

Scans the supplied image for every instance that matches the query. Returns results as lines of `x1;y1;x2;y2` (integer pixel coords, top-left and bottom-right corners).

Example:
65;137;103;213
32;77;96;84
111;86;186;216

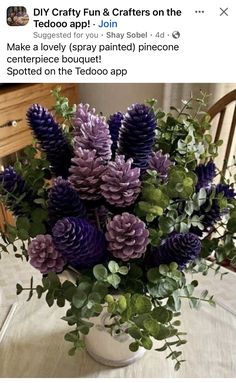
0;254;236;378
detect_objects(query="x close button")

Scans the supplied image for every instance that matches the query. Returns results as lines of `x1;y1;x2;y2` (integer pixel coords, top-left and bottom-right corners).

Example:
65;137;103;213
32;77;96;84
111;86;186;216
220;7;229;16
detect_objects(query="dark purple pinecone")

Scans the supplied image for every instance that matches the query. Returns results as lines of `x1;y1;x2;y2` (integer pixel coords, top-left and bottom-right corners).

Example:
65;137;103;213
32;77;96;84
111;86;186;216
52;217;106;269
48;177;86;226
28;234;65;274
118;104;156;169
108;112;124;157
148;150;173;181
73;107;112;162
195;161;216;191
27;104;73;178
191;183;236;235
150;233;201;270
0;166;34;215
69;148;106;200
105;213;149;261
101;155;141;207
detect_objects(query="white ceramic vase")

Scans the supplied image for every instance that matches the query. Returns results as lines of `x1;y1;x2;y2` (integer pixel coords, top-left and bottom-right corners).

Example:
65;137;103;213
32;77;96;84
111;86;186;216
85;309;146;367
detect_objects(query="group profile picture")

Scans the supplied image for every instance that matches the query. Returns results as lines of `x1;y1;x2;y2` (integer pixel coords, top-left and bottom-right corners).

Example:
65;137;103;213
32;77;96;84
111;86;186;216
7;6;29;26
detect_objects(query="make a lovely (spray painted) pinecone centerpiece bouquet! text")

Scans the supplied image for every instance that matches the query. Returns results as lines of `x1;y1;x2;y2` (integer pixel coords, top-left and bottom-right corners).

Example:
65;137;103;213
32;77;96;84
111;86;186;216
0;91;235;370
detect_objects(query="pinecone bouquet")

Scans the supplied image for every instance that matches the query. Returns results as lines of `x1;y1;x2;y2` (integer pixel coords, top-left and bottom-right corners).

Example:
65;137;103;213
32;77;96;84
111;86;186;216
1;92;236;370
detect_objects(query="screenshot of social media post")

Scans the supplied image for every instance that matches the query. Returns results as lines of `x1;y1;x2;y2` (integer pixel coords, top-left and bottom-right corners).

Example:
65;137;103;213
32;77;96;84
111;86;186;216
0;0;235;381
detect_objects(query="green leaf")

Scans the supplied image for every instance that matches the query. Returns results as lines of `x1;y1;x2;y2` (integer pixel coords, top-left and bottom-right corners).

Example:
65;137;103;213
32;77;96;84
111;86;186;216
155;324;178;340
147;268;160;284
152;307;173;323
65;331;78;342
93;265;108;281
107;274;121;289
72;288;87;309
88;292;101;304
61;281;77;301
128;326;142;340
118;266;129;275
36;285;44;298
172;320;181;326
68;347;76;356
143;318;160;336
155;344;168;352
159;265;169;276
134;296;152;314
16;283;23;295
18;228;29;241
141;336;153;350
159;216;174;234
129;342;139;352
174;361;181;371
29;222;46;237
118;296;127;312
227;218;236;233
108;261;119;274
46;291;54;307
16;217;30;231
57;296;65;307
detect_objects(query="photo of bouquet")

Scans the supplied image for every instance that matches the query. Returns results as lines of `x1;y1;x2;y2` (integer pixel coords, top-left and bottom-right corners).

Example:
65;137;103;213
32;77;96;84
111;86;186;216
0;89;235;370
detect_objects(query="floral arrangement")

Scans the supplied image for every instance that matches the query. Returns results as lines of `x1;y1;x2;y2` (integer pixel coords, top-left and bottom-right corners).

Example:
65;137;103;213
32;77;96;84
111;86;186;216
0;89;236;370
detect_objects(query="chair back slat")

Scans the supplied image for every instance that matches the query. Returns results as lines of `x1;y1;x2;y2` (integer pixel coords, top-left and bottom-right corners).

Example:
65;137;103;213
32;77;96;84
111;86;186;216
222;104;236;175
207;89;236;177
214;108;226;142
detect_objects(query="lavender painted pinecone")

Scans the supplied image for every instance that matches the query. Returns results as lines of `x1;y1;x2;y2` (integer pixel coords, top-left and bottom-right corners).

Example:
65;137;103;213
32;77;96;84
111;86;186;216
148;150;173;181
27;104;73;178
69;148;106;200
108;112;124;156
105;213;149;261
73;105;112;161
118;104;156;169
0;166;34;215
52;217;106;269
195;161;216;191
48;177;86;226
101;155;141;207
150;233;201;270
73;103;96;127
28;234;65;274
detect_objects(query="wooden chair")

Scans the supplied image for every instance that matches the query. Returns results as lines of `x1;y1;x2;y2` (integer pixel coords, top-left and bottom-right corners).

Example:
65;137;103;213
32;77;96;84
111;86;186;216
208;89;236;176
208;89;236;271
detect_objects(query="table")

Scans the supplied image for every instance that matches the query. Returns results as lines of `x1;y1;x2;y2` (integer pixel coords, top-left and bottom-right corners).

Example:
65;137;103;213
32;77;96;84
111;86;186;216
0;253;236;378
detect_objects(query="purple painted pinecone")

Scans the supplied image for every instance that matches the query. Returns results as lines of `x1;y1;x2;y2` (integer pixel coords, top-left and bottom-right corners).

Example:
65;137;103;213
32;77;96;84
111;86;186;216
105;213;149;261
101;155;141;207
73;104;112;161
118;104;156;169
69;148;106;200
150;233;201;270
28;234;65;274
148;150;173;181
195;161;216;191
0;166;34;215
52;217;106;269
27;104;73;178
48;177;86;226
73;103;96;127
108;112;124;156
